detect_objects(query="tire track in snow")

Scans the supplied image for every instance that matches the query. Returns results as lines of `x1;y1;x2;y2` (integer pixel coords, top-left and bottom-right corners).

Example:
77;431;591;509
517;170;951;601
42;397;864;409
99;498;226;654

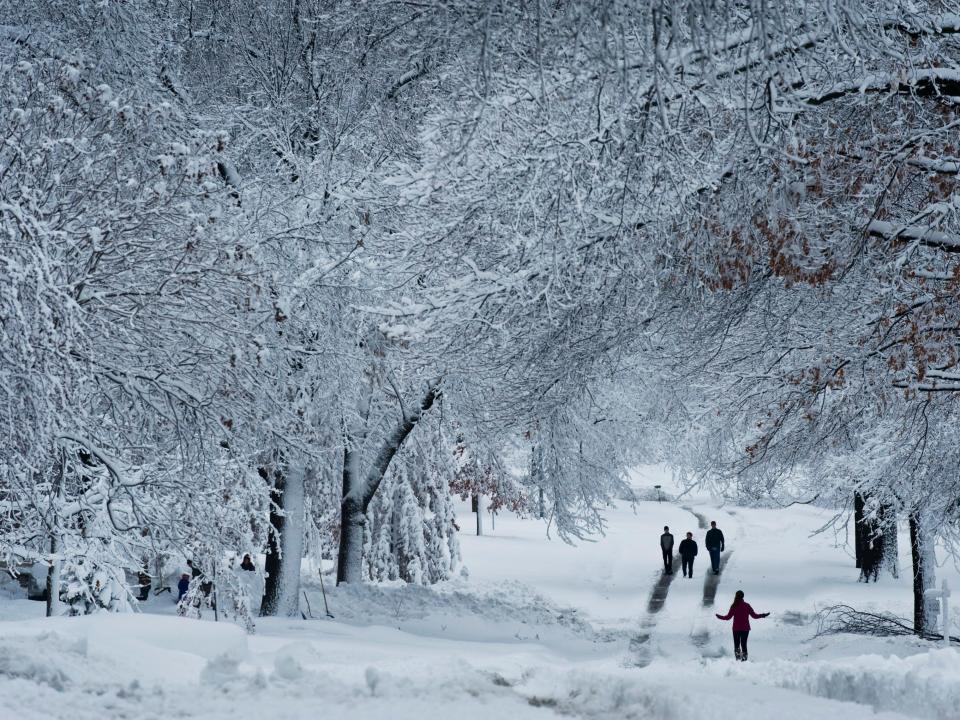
626;505;705;667
702;550;734;608
645;555;680;614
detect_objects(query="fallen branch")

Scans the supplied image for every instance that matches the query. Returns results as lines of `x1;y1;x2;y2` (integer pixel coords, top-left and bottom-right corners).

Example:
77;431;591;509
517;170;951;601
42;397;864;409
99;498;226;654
814;604;960;643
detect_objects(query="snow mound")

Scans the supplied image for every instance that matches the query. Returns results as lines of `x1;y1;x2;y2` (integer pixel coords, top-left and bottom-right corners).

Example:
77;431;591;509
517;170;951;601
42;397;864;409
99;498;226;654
307;577;600;642
0;632;83;691
517;669;679;719
76;613;250;663
715;647;960;719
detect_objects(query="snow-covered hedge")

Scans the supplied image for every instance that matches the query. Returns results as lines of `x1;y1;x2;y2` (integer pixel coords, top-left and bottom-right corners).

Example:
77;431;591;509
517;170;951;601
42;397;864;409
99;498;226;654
717;649;960;720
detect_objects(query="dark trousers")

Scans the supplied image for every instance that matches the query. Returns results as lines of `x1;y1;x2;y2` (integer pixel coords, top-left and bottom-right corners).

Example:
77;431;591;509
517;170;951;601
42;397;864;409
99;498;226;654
733;630;749;657
681;556;694;577
708;547;721;572
662;549;673;573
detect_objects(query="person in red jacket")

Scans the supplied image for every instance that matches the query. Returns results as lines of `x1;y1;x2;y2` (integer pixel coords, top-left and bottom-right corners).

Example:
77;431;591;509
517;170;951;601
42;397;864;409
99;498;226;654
715;590;770;661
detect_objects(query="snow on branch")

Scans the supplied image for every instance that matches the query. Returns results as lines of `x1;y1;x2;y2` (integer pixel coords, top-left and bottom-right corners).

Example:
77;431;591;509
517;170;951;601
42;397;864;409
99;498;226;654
866;220;960;252
355;380;442;510
386;58;430;100
800;69;960;106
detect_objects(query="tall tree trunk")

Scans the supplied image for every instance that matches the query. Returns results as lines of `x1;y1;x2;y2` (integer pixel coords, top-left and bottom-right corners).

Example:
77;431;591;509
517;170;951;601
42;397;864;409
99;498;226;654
261;459;306;617
909;510;938;634
878;503;899;579
531;443;546;519
337;448;365;585
45;533;61;617
855;493;898;581
337;382;440;584
45;448;65;617
853;492;866;569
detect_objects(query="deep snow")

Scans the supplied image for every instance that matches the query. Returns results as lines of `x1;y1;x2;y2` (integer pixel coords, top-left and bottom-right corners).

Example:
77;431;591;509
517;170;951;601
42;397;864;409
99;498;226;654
1;470;958;720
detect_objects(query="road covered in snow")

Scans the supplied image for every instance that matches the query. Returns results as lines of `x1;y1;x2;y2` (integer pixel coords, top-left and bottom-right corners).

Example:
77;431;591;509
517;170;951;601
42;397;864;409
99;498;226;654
1;486;958;720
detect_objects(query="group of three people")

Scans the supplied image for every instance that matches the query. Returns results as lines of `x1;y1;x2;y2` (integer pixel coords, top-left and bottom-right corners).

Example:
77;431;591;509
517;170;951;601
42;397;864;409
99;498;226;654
659;521;725;577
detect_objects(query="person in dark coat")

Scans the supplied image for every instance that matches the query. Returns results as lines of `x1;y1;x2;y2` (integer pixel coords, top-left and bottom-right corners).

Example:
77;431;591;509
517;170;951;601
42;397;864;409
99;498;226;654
659;526;674;574
177;573;190;602
678;532;698;578
240;554;256;571
715;589;769;661
705;521;725;574
187;559;202;579
137;569;151;602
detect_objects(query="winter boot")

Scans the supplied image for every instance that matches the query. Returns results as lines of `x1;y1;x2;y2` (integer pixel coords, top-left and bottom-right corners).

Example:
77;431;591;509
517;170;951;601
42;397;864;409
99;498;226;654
741;652;748;662
734;649;742;661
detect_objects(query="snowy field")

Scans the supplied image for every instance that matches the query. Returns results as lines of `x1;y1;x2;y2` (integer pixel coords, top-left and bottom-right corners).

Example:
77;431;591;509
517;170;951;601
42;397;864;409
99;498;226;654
1;483;959;720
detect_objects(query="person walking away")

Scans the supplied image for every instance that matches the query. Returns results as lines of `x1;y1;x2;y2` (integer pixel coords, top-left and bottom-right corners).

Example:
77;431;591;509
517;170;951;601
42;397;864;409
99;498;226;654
715;590;769;661
705;521;725;574
240;553;256;571
137;568;151;602
187;559;202;580
678;532;698;578
660;526;675;574
177;573;190;602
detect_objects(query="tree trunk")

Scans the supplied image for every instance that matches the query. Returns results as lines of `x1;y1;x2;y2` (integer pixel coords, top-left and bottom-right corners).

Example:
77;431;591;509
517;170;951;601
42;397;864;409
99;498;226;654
45;534;61;617
853;492;866;569
45;449;64;617
878;503;899;579
336;447;365;585
909;510;938;634
855;494;898;581
261;460;306;617
531;443;546;519
336;382;440;584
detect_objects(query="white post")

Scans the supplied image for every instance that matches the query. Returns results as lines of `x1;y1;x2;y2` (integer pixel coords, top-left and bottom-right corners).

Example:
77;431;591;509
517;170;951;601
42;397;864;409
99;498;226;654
476;495;483;536
924;579;951;648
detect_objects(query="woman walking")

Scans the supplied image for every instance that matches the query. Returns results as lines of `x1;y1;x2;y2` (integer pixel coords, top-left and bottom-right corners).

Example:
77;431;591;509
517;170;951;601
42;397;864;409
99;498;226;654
715;590;769;661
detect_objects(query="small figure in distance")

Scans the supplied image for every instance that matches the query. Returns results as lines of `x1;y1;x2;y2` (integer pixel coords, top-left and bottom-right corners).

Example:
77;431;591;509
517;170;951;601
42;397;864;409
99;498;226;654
240;553;256;571
177;573;190;602
187;559;202;579
660;526;674;575
678;531;698;578
715;589;770;661
137;565;151;602
705;521;725;575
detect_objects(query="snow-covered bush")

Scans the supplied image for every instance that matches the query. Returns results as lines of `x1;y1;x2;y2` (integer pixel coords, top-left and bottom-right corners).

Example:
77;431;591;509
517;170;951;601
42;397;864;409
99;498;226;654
59;560;128;615
216;563;257;634
365;434;460;585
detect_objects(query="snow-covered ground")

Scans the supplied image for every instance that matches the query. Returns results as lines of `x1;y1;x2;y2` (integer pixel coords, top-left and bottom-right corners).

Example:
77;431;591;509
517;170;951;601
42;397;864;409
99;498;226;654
2;476;959;720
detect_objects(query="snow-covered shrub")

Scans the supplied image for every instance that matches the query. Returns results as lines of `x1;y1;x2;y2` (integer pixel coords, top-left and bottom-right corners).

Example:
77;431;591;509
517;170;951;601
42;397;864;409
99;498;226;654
216;563;257;634
177;576;213;620
365;435;460;585
59;560;128;615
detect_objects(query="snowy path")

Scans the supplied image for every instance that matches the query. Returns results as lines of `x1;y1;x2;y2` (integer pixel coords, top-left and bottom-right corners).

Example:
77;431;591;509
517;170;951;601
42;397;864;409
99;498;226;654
1;493;958;719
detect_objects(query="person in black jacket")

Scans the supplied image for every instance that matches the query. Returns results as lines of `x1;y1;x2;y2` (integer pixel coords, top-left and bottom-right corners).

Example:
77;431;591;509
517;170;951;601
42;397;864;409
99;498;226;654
678;532;698;578
187;559;202;580
705;521;725;574
660;526;674;574
177;573;190;602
